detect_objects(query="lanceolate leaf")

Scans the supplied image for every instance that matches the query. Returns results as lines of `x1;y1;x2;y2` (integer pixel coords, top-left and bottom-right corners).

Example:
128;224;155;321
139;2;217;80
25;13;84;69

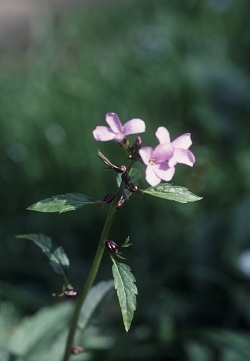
143;183;202;203
78;280;114;331
111;257;137;332
16;234;69;276
27;193;98;213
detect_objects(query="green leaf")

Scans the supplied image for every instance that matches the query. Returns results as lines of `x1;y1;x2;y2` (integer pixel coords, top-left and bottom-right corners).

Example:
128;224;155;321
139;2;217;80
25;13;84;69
143;183;202;203
0;280;45;311
116;167;141;188
201;329;250;360
0;349;11;361
122;236;133;248
7;302;73;358
16;234;69;276
78;280;114;331
111;257;137;332
128;168;141;185
27;193;98;213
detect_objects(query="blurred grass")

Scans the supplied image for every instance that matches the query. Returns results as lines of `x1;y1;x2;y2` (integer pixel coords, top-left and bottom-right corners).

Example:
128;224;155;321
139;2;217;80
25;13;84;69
0;0;250;360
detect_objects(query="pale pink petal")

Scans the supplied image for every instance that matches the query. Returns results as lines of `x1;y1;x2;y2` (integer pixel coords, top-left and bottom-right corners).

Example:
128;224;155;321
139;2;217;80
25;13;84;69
92;126;116;141
155;126;171;144
113;133;126;142
146;165;161;186
154;163;175;182
139;147;153;165
122;119;146;136
105;113;123;133
169;149;195;167
168;156;177;167
172;133;192;149
153;143;174;163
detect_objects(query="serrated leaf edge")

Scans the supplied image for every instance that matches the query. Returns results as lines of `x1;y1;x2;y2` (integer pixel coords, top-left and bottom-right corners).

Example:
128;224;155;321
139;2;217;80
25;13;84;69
142;183;202;203
111;257;137;332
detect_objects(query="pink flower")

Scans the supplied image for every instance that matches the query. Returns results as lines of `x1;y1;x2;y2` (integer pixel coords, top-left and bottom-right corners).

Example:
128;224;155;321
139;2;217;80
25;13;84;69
139;126;195;186
139;143;175;187
93;113;146;142
155;127;195;167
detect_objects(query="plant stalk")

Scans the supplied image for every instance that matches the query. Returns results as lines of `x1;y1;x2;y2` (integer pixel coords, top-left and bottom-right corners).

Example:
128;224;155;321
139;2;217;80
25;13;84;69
62;160;134;361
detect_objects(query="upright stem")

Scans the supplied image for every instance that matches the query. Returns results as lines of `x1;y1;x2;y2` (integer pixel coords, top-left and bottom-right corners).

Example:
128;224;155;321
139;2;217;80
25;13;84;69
62;161;134;361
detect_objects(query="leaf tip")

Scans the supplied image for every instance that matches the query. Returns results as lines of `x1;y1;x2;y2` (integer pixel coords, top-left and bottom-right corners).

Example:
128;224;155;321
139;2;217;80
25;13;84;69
15;234;26;239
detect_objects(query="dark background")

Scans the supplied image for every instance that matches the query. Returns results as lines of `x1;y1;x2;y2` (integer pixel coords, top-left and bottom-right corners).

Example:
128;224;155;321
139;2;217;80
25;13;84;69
0;0;250;360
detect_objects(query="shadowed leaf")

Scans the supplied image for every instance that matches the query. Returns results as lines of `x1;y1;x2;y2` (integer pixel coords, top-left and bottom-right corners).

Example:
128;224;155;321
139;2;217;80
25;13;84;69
27;193;98;213
128;168;141;185
7;302;73;358
78;280;114;331
16;234;69;276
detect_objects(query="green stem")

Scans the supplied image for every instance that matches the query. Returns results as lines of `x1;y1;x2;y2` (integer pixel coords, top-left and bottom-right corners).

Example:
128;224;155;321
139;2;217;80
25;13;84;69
62;161;134;361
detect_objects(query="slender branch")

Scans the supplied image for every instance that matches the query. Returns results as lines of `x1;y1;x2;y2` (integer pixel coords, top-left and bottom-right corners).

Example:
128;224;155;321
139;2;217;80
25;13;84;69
62;161;134;361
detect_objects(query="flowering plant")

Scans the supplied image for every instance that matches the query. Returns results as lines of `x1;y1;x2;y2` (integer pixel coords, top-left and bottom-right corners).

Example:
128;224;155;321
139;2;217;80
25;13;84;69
18;112;201;361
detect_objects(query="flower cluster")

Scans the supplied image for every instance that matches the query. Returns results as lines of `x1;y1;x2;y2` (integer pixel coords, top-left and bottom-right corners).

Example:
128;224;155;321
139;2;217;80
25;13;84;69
93;113;195;186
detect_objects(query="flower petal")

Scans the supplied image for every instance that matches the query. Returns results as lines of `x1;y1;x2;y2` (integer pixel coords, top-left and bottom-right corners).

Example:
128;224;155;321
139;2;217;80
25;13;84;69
172;133;192;149
113;133;126;142
105;113;123;133
122;118;146;136
154;163;175;182
155;126;171;144
153;143;174;163
139;147;153;165
92;126;116;141
145;165;161;186
169;149;195;167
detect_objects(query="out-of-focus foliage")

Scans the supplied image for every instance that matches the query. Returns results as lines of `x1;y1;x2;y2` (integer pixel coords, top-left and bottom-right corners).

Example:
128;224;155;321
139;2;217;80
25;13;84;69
0;0;250;360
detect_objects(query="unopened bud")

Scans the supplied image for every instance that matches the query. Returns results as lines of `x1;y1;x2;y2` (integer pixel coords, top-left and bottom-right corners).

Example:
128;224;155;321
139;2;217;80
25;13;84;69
98;193;116;209
105;240;119;254
128;137;142;160
135;136;142;146
116;198;125;210
113;164;126;173
126;183;139;193
120;137;129;148
121;172;130;185
64;288;79;297
102;193;116;204
71;346;85;354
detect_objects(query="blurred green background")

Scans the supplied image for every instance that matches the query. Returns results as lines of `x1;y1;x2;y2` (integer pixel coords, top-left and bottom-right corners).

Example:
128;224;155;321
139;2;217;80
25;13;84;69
1;0;250;360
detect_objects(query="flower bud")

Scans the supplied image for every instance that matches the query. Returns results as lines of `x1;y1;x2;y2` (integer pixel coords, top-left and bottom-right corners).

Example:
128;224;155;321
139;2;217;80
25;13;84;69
102;193;116;204
98;193;116;209
113;164;126;173
120;137;129;148
71;346;85;354
135;136;142;146
128;136;142;161
121;172;130;185
126;183;139;193
116;198;125;210
105;240;119;254
64;288;79;297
